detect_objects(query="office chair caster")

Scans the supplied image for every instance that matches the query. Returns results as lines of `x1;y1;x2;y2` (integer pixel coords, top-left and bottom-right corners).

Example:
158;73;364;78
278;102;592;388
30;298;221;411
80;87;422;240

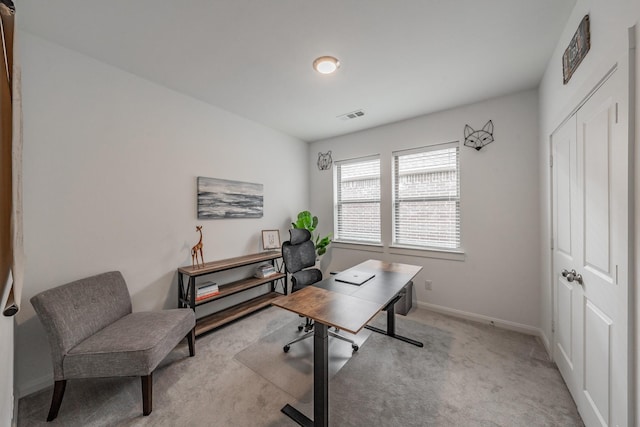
352;344;359;352
297;325;304;331
283;345;291;353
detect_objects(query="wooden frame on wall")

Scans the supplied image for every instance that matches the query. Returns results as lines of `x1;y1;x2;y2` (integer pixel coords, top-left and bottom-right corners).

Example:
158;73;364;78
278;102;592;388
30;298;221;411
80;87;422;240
261;230;281;250
562;15;590;85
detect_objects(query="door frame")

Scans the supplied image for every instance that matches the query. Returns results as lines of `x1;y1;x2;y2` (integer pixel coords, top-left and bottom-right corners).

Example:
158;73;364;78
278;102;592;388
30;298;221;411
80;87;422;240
548;62;618;357
547;26;637;424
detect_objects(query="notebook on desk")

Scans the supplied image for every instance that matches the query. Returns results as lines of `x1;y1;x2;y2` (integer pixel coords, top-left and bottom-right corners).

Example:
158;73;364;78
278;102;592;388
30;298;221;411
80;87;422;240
334;269;375;286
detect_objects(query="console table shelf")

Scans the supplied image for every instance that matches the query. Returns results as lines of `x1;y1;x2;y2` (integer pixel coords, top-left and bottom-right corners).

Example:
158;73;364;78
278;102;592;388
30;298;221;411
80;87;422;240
194;292;281;336
189;273;286;306
177;251;286;336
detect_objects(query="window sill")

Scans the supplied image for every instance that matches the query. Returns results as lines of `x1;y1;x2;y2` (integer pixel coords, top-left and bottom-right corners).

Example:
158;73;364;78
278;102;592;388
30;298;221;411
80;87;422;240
388;245;465;261
331;241;465;261
331;241;384;253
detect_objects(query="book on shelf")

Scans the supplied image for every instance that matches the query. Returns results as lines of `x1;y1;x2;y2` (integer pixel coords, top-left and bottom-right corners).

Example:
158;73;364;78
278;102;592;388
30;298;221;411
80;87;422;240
197;281;218;293
198;280;217;289
195;290;219;301
254;264;277;278
197;287;219;296
196;289;219;298
193;281;219;300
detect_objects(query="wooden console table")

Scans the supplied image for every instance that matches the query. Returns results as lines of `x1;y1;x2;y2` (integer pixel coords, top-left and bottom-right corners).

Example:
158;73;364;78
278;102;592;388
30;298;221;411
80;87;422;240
177;251;287;336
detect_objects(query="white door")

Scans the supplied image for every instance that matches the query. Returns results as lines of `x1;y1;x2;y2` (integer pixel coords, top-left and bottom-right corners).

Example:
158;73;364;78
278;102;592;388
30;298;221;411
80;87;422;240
552;67;629;427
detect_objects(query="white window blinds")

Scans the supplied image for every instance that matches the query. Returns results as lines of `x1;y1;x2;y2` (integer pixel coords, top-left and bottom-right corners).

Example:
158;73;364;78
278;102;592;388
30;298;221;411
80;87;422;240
334;156;381;243
392;143;460;249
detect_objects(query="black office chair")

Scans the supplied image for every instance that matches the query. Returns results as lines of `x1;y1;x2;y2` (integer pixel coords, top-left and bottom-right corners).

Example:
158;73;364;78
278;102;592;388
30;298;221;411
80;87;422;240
281;228;358;352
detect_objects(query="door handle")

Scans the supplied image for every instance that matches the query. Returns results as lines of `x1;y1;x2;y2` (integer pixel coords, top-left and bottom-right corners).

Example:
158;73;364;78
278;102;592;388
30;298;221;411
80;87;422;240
563;269;584;285
571;272;584;285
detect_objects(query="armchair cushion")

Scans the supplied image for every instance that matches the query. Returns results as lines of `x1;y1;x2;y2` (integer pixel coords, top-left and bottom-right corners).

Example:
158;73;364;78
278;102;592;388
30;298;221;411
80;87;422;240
64;309;195;378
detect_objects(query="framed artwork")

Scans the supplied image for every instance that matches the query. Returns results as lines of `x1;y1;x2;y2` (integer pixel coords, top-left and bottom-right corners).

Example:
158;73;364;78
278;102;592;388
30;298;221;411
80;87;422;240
197;177;263;219
562;15;590;85
262;230;281;250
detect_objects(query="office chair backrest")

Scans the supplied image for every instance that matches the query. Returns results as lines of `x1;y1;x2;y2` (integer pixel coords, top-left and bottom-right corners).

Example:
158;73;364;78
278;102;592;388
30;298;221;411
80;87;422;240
282;228;322;291
282;229;316;274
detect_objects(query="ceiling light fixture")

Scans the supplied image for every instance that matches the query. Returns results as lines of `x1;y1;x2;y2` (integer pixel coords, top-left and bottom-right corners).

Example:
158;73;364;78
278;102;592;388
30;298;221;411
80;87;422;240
313;56;340;74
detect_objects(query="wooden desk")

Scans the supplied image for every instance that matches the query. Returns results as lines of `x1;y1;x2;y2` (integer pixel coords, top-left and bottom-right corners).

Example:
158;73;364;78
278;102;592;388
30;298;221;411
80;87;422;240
272;259;422;427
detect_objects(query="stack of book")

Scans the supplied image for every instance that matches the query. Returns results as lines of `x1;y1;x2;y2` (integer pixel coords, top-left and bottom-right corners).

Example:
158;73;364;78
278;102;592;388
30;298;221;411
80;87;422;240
254;264;277;278
195;281;219;301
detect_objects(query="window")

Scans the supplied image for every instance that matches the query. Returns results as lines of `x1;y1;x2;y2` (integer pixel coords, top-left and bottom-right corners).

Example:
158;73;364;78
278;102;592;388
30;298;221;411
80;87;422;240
392;143;460;250
334;156;381;244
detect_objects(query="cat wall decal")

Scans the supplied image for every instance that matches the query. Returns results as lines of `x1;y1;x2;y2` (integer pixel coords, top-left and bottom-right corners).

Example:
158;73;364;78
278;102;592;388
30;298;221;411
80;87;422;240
317;151;332;170
463;120;494;151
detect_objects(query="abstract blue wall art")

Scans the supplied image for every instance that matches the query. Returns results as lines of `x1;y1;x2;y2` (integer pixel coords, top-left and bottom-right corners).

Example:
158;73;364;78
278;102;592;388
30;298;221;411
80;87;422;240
197;177;264;219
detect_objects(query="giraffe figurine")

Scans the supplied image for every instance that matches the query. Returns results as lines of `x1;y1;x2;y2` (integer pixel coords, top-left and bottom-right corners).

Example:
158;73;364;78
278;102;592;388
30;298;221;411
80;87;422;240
191;226;204;268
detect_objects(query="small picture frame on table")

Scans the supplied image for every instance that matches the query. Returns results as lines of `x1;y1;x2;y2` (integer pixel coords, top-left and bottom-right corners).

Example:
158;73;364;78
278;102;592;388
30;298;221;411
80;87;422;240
262;230;281;251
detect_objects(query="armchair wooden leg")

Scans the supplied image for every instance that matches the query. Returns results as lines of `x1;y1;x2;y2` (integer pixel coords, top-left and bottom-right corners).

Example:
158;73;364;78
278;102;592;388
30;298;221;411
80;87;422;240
47;380;66;422
187;328;195;357
141;374;152;416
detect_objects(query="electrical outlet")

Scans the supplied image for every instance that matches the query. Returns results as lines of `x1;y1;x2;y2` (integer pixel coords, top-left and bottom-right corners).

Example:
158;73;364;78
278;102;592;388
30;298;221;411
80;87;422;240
424;280;432;291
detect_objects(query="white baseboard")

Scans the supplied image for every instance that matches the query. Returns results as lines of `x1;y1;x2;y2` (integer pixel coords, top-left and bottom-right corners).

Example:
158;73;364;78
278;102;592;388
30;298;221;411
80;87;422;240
11;392;17;427
416;301;544;338
538;329;552;359
17;374;52;399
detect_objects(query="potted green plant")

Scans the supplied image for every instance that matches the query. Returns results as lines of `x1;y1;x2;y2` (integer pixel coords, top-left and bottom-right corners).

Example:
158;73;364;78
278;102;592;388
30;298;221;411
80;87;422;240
291;210;332;256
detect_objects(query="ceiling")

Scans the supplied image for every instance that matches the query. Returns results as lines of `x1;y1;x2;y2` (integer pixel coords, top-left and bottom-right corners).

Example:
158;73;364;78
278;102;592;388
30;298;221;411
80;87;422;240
19;0;576;142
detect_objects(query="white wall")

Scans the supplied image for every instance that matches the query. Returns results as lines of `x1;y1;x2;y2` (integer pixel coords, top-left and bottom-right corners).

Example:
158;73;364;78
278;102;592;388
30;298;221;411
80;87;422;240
15;32;309;397
537;0;639;422
309;90;541;332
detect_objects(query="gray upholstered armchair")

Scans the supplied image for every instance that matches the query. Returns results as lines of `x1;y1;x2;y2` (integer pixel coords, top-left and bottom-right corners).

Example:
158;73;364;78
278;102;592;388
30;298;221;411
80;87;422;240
30;271;196;421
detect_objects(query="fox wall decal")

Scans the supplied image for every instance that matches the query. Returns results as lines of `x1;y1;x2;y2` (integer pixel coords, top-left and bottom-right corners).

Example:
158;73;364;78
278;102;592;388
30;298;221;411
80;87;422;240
464;120;494;151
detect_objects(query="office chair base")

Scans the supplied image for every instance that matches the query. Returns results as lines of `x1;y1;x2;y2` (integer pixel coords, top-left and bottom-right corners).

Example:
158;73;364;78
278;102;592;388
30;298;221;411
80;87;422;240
328;331;358;351
283;329;358;352
297;315;313;332
283;330;314;353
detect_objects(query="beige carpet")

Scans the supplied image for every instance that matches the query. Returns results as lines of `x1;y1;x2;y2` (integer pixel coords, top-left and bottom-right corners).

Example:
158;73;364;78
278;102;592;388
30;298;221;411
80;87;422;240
16;307;583;426
234;319;372;402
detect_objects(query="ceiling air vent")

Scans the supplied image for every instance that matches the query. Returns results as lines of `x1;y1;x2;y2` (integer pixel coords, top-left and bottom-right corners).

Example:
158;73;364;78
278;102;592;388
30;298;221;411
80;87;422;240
337;109;365;121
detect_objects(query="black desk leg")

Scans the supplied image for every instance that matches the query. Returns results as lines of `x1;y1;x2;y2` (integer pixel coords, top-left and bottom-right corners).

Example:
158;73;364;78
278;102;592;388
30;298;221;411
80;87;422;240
365;295;424;348
314;323;329;426
281;322;329;427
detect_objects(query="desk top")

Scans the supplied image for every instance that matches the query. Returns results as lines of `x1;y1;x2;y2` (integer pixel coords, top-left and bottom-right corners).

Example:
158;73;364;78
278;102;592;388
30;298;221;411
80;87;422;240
272;286;382;334
272;259;422;334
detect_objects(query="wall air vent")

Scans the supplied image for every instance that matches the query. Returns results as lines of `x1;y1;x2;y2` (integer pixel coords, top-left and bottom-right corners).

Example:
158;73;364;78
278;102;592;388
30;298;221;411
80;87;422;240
337;109;365;121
